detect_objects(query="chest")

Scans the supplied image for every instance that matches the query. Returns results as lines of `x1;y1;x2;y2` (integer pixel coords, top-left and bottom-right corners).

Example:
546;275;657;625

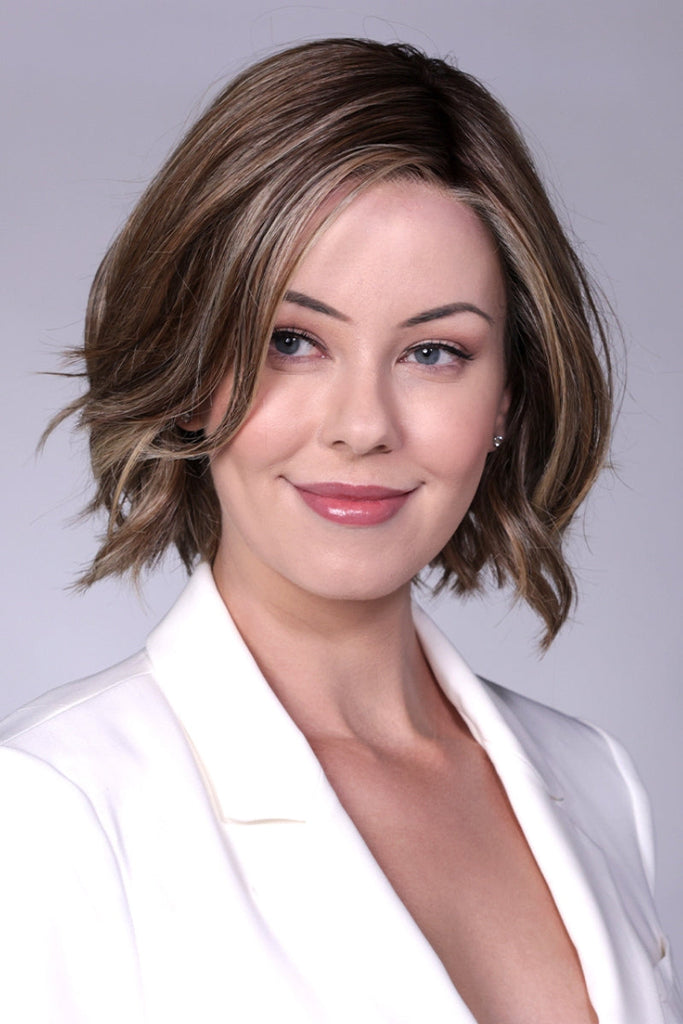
311;738;598;1024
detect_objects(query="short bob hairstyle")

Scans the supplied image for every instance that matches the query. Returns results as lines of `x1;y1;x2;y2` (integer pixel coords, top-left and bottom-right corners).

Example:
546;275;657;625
56;37;612;646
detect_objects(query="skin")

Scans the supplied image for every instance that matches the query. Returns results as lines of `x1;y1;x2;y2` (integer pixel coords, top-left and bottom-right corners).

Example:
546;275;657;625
207;180;509;744
201;181;597;1022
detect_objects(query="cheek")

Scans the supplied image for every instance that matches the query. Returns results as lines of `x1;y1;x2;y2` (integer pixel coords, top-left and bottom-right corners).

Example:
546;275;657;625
412;391;498;476
234;384;309;464
209;382;310;496
204;366;304;437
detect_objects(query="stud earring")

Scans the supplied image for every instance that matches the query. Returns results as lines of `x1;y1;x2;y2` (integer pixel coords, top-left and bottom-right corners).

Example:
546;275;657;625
176;413;204;438
493;435;504;449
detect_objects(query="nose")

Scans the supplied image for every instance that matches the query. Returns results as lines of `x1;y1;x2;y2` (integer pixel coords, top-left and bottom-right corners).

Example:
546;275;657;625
319;366;401;456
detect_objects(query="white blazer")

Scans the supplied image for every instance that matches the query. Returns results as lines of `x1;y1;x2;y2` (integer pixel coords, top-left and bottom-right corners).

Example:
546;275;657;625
0;564;680;1023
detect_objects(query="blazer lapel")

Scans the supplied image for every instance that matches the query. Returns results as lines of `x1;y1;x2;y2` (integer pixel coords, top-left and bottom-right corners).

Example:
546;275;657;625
148;567;477;1021
413;604;666;1024
148;569;666;1021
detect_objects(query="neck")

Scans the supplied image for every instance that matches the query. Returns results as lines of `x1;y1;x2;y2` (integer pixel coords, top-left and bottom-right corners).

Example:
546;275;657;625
211;548;450;748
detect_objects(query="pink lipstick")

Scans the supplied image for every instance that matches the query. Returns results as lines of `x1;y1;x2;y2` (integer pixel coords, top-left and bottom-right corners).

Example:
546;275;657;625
293;482;414;526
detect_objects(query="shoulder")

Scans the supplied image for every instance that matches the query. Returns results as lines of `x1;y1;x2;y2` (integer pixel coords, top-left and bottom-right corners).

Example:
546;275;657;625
483;675;619;768
0;649;178;764
481;677;656;889
483;676;645;793
0;649;200;834
0;653;171;799
1;649;155;745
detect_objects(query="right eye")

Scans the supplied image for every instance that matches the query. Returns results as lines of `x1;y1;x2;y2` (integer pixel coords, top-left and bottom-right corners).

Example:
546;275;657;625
268;329;321;361
266;327;323;368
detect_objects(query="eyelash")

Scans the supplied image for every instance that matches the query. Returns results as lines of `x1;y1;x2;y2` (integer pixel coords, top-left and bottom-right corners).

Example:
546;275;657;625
402;342;473;365
268;329;473;366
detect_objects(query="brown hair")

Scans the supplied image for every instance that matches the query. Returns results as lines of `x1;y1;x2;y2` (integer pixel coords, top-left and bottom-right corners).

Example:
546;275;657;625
53;37;612;646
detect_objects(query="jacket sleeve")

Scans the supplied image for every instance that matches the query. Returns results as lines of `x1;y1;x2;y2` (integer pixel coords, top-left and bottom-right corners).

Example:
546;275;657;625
594;727;683;1022
0;746;145;1024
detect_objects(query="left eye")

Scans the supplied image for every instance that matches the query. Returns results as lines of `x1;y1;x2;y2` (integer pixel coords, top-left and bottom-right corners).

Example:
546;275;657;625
403;344;469;366
269;330;318;358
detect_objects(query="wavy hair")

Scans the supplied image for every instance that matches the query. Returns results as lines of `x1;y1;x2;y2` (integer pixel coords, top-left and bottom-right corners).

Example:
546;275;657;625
51;38;613;646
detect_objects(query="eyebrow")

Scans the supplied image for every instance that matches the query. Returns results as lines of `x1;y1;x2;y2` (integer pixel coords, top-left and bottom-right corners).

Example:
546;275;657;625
283;291;350;321
282;291;494;327
400;302;494;327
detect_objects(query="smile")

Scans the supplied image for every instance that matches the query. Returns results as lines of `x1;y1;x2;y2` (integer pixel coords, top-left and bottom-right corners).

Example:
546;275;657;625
292;482;416;526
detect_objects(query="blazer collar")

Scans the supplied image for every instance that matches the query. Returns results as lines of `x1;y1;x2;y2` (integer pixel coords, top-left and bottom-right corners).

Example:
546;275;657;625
146;564;553;825
146;563;326;823
411;606;564;797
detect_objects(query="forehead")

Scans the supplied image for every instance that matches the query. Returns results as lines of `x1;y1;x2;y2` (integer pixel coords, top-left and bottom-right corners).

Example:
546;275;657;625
287;180;506;322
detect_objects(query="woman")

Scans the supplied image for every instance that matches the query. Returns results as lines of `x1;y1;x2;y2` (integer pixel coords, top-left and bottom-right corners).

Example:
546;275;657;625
0;38;680;1023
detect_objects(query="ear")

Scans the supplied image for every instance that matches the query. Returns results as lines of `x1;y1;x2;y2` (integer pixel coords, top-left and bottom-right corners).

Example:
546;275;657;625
178;371;236;435
490;385;511;451
176;396;213;433
177;411;205;432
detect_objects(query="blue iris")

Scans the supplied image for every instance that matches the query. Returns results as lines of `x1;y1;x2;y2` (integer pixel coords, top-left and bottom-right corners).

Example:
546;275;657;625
273;333;303;355
414;346;441;365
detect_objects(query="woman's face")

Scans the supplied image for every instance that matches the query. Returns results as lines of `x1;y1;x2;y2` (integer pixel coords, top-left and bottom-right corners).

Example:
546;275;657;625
208;180;509;604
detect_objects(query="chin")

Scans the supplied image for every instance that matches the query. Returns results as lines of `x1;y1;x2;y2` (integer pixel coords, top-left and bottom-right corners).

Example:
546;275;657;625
284;557;424;605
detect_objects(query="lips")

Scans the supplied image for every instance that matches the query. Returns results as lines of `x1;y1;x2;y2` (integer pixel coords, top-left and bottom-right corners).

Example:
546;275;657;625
292;481;415;526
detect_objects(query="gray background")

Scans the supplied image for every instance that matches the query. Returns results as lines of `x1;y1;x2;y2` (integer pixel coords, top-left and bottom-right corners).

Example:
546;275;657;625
3;0;682;964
